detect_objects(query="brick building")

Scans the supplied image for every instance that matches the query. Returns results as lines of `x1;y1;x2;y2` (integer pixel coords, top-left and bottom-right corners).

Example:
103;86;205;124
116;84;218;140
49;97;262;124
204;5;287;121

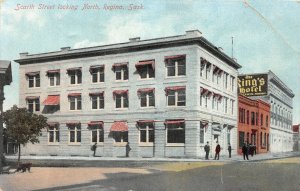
238;95;270;154
15;30;241;158
293;124;299;151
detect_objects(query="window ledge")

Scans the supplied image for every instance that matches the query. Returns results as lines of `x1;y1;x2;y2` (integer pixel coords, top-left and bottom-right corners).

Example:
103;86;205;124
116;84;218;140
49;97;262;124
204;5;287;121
113;142;127;147
115;108;129;111
68;143;81;146
139;143;154;147
166;143;185;147
48;143;60;146
91;142;104;146
115;80;129;82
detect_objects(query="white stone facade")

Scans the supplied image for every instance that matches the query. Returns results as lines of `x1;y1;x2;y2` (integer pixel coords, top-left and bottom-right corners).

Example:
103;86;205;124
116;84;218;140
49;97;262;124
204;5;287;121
16;30;240;158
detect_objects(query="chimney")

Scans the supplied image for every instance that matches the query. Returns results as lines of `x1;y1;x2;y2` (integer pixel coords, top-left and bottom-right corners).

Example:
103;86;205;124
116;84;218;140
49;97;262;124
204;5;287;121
186;30;202;37
61;47;71;51
129;37;140;42
20;52;29;58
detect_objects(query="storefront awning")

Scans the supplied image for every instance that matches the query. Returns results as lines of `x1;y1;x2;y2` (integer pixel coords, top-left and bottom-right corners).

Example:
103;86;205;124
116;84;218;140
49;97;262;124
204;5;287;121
88;121;104;127
112;62;128;68
164;54;186;60
137;88;155;94
46;69;60;74
43;95;60;105
68;93;81;97
135;60;155;69
26;96;39;100
25;71;39;76
164;120;185;125
110;121;128;132
89;91;104;96
113;90;128;95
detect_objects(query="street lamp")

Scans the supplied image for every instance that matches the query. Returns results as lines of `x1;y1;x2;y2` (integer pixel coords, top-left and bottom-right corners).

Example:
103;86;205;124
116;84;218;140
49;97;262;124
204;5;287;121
0;60;12;173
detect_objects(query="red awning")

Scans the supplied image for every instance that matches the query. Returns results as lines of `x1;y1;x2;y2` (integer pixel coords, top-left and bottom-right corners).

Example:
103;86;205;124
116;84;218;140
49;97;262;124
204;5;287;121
137;120;155;124
113;90;128;95
88;121;104;126
46;69;60;74
68;93;81;97
43;95;60;105
26;96;39;100
89;92;104;96
112;62;128;68
25;71;39;76
135;60;155;68
110;121;128;132
66;121;80;125
165;120;185;125
67;67;81;72
165;86;185;92
200;87;208;95
164;55;186;60
47;122;59;126
137;88;155;93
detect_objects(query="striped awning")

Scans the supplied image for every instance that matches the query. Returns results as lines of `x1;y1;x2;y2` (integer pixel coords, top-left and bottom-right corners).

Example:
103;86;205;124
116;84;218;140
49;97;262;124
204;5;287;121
43;95;60;105
110;121;128;132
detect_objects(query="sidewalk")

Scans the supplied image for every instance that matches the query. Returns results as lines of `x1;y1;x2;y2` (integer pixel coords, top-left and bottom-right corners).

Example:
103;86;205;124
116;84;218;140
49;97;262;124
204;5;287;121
5;151;300;167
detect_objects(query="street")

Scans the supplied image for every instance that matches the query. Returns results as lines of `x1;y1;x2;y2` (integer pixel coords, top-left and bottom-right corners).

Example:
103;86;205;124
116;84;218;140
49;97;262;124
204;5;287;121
0;157;299;191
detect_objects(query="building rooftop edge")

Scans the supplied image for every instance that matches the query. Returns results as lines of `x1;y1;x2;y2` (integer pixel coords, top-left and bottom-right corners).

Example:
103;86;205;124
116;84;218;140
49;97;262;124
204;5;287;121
268;70;294;97
14;30;241;69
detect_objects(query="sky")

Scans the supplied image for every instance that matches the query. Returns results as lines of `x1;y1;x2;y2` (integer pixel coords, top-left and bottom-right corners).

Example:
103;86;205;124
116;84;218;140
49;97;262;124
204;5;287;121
0;0;299;123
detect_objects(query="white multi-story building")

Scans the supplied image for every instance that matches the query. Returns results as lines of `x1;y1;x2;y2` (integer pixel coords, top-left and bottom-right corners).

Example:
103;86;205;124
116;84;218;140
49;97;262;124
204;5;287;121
15;30;241;158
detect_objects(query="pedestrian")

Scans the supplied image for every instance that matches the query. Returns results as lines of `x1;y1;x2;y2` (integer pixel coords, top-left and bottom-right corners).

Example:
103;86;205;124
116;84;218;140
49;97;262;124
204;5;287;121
91;143;97;157
249;143;254;157
242;143;249;160
204;141;210;160
126;142;131;157
228;143;232;158
214;142;221;160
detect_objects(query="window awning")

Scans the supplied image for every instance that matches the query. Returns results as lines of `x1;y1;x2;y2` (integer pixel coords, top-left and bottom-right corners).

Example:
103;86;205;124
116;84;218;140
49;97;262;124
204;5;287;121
89;65;105;72
68;93;81;97
164;120;185;125
110;121;128;132
112;62;128;68
89;91;104;96
135;60;155;69
66;121;80;125
46;69;60;74
113;90;128;95
137;88;155;94
165;86;185;92
47;122;59;126
67;67;81;72
137;120;155;124
164;54;186;60
200;87;208;95
213;93;222;100
26;96;39;100
43;95;60;105
25;71;39;76
88;121;104;127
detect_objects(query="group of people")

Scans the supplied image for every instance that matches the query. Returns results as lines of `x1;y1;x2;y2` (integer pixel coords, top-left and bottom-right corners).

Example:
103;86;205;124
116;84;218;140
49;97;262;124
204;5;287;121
204;141;256;160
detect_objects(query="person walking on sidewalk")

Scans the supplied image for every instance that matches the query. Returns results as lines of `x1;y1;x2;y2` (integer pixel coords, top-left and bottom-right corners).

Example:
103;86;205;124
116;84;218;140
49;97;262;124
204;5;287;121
228;143;232;158
204;141;210;160
242;143;249;160
214;142;221;160
126;142;131;157
91;143;97;157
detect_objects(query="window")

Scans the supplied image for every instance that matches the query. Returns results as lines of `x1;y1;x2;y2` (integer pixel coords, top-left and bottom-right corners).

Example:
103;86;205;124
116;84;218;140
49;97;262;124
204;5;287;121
200;122;207;144
166;120;185;144
266;115;269;127
230;99;235;115
90;66;104;83
256;112;258;126
67;68;82;85
111;121;128;143
140;90;155;107
166;87;186;107
26;97;40;112
165;55;186;77
48;124;59;143
90;93;104;110
224;72;229;89
136;60;155;79
114;64;128;81
89;122;104;143
239;132;245;148
27;72;40;88
251;112;255;125
230;75;235;91
261;114;264;126
68;124;81;143
47;70;60;86
138;121;154;143
113;132;128;142
247;110;249;124
114;91;129;109
68;94;82;110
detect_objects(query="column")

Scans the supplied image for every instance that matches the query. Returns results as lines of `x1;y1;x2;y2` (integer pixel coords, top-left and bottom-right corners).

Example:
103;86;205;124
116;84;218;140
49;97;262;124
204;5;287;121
154;122;165;158
185;120;200;158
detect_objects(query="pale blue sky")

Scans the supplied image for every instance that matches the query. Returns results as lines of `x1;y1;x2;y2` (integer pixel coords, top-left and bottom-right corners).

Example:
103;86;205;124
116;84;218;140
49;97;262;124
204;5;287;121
1;0;299;123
